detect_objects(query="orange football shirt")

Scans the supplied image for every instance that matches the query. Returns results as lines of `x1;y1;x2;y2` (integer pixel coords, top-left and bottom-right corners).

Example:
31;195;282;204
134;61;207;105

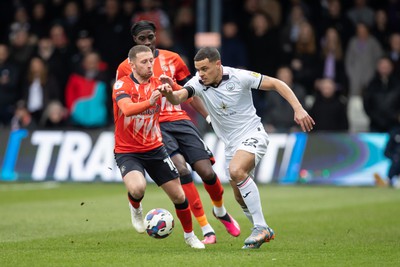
116;49;192;123
113;75;163;153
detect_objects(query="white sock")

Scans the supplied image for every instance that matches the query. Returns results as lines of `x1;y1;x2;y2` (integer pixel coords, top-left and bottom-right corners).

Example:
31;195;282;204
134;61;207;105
201;224;214;236
184;231;195;239
237;177;268;228
241;206;254;224
213;205;227;217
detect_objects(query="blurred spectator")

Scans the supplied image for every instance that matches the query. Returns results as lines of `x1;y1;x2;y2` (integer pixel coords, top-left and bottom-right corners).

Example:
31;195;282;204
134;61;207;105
345;22;383;132
19;57;62;125
387;32;400;77
70;29;107;73
40;100;68;128
9;5;31;42
133;0;171;39
81;0;100;34
221;21;248;69
65;52;110;128
318;0;354;48
308;78;349;132
318;27;348;93
94;0;130;78
237;0;261;40
246;12;280;119
49;23;73;92
173;6;196;71
371;9;391;50
289;21;319;94
30;2;51;41
280;5;308;63
60;1;85;43
345;22;383;96
11;100;35;130
264;66;306;133
9;28;36;88
0;44;20;127
347;0;375;27
363;57;400;132
259;0;282;27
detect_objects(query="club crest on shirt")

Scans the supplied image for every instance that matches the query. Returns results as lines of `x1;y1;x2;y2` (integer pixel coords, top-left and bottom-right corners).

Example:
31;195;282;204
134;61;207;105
162;65;169;72
226;82;235;91
114;80;124;89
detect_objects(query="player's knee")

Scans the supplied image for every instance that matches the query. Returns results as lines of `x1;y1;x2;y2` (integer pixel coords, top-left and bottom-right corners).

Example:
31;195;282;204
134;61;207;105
229;166;247;182
171;191;186;204
129;187;145;199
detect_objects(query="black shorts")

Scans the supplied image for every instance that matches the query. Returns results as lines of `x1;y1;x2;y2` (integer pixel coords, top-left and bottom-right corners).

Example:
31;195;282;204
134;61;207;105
160;120;214;165
114;146;179;186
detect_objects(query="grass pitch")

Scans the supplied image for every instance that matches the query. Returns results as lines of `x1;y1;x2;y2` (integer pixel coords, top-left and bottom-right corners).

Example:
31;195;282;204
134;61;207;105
0;182;399;267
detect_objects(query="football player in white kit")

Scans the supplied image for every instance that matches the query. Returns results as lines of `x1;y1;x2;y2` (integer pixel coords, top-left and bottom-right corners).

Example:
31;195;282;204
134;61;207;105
159;47;315;249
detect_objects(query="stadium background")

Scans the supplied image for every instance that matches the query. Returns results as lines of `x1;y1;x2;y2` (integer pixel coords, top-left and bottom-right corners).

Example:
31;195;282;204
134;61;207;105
0;0;399;185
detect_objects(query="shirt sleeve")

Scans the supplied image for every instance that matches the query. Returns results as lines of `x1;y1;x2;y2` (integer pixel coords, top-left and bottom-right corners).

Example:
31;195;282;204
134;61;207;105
240;70;263;90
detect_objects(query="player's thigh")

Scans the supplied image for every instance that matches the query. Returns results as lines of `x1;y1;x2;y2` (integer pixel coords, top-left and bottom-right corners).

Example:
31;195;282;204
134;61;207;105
123;170;147;193
230;150;255;179
115;153;147;194
230;131;269;178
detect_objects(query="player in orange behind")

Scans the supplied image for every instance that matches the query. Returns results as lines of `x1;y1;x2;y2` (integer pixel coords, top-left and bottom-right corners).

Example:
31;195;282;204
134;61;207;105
113;45;204;249
116;21;240;243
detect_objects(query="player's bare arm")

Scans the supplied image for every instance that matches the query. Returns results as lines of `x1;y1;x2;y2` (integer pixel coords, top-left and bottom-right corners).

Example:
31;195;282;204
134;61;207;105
260;75;315;132
117;90;161;117
159;84;189;105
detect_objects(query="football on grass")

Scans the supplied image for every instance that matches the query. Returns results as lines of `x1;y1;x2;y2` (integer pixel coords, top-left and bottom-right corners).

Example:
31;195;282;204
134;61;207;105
145;208;174;239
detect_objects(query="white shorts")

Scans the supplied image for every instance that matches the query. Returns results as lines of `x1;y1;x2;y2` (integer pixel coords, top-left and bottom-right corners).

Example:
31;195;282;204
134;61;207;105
224;129;269;180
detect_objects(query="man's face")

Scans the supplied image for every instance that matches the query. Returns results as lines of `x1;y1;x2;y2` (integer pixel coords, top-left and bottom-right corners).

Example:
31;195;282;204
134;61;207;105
130;51;154;80
133;30;156;52
194;58;221;86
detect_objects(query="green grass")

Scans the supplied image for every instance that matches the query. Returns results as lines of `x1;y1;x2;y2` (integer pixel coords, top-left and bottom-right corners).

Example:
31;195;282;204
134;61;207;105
0;182;399;267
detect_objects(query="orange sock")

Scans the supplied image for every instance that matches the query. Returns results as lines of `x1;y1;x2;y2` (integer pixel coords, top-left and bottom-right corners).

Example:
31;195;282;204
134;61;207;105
182;182;210;227
175;202;193;233
203;176;224;207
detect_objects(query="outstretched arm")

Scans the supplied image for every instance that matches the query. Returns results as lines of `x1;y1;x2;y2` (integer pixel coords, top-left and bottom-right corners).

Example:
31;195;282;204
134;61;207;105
158;83;190;105
259;75;315;132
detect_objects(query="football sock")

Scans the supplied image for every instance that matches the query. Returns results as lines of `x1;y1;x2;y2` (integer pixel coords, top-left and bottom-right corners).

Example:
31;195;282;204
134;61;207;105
181;181;206;219
203;174;226;217
237;176;268;228
127;192;143;209
175;198;193;233
201;224;215;236
241;205;254;224
184;231;195;239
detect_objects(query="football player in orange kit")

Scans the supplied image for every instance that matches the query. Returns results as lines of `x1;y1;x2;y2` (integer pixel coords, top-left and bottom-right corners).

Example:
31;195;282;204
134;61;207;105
113;45;204;249
116;21;240;244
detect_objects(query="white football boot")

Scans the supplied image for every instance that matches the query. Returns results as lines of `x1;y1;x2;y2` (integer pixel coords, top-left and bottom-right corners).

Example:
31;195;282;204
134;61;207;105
185;235;206;249
129;202;145;233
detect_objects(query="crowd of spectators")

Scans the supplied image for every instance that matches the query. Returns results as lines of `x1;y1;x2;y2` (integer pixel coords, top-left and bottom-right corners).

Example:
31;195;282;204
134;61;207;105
0;0;400;134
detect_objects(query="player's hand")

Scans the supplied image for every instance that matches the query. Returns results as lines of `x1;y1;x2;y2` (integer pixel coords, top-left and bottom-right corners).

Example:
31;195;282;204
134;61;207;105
158;83;173;95
159;74;174;86
150;89;161;106
294;108;315;132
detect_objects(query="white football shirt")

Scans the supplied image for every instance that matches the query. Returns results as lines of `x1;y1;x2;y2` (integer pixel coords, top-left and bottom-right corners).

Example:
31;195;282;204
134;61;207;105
184;66;264;150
